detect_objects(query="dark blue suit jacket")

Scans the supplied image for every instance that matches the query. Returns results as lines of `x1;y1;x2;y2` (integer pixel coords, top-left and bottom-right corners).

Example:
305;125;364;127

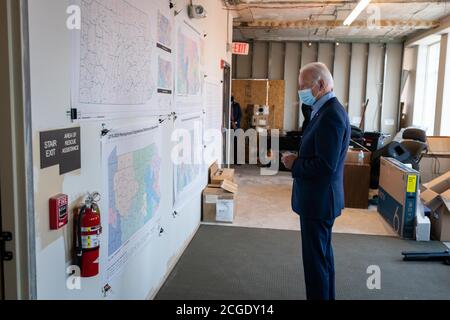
291;97;350;220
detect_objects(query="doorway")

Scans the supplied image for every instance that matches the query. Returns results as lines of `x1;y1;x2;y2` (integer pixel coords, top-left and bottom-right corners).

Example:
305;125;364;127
0;0;36;299
0;189;4;300
222;62;231;167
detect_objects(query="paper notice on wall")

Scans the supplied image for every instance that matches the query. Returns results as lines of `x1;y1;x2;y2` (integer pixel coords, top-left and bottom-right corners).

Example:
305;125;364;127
216;200;234;223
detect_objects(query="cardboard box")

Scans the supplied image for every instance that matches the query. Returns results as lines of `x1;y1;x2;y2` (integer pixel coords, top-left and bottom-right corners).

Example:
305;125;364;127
202;182;238;223
420;171;450;241
345;148;371;165
209;161;235;185
378;157;419;239
420;137;450;183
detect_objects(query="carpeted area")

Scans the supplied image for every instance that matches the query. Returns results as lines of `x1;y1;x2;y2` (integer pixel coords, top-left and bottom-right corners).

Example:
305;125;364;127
156;225;450;300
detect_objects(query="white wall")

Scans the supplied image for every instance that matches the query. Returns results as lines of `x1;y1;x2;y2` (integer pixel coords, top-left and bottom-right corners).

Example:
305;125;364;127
28;0;232;300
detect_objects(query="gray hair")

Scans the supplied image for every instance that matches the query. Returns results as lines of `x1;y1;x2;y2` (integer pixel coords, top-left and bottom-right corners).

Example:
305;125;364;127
300;62;334;89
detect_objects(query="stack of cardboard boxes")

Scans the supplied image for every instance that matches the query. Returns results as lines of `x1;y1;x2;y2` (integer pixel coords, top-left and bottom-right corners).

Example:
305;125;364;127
202;162;238;224
420;171;450;242
378;157;450;241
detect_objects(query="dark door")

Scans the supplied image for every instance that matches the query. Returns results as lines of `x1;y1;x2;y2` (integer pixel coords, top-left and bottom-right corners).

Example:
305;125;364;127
222;63;231;166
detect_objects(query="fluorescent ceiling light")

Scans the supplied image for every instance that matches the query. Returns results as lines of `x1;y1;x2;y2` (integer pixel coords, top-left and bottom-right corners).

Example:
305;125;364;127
343;0;372;26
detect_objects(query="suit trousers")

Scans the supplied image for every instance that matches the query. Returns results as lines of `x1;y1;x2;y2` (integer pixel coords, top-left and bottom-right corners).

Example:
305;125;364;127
299;216;336;300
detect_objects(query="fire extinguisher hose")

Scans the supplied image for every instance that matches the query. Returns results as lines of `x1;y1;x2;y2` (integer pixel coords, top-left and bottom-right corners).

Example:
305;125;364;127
75;205;86;268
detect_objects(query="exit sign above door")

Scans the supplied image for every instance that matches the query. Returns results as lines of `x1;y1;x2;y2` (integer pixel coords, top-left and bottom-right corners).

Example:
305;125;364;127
232;42;249;55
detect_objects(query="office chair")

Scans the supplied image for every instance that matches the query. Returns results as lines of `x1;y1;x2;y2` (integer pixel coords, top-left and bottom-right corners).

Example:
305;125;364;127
400;140;428;171
403;128;427;143
370;141;412;189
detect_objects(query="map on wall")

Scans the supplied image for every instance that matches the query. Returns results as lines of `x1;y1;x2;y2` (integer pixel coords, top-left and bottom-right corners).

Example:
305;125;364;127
173;115;203;209
102;124;163;281
79;0;154;105
157;57;173;94
174;21;203;114
176;27;201;96
157;10;172;52
71;0;174;119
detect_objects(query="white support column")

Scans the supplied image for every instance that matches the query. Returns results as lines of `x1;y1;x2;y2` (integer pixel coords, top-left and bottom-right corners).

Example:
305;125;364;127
381;43;403;136
412;45;427;127
252;41;269;79
333;43;351;111
348;43;369;126
365;43;385;131
283;42;301;131
435;33;450;135
268;42;285;80
318;43;335;74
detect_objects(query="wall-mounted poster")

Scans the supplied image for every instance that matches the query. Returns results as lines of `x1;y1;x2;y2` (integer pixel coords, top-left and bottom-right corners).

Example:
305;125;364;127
70;0;174;120
174;20;204;114
173;113;204;209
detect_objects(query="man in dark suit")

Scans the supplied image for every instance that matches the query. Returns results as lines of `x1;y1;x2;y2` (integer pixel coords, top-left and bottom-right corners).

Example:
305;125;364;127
300;103;312;136
282;62;350;300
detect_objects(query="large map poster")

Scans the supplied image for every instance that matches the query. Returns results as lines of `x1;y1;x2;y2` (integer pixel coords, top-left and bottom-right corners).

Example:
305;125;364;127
71;0;174;120
173;114;204;209
174;21;203;114
101;124;163;281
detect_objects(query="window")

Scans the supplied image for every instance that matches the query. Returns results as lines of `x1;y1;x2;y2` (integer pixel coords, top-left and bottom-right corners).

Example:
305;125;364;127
413;41;440;135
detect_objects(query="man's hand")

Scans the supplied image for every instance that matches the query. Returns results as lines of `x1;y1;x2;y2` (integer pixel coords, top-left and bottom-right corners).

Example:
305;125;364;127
282;154;298;170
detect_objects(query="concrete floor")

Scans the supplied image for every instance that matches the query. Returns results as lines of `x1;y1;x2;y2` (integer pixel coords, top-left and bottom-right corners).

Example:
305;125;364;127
204;165;397;237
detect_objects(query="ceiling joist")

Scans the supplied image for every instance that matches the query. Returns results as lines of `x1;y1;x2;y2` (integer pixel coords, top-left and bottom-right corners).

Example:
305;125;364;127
234;19;439;29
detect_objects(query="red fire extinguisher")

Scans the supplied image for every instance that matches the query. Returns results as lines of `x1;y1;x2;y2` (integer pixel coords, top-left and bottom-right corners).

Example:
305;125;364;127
75;193;102;278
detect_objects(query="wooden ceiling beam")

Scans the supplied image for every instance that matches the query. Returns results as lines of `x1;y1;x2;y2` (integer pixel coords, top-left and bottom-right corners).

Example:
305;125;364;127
234;19;439;29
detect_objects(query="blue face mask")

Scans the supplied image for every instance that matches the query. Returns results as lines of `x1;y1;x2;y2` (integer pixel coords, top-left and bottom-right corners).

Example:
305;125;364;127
298;88;317;106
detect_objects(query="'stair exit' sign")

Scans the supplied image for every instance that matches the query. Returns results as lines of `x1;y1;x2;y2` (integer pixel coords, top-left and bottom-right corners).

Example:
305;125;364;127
232;42;249;55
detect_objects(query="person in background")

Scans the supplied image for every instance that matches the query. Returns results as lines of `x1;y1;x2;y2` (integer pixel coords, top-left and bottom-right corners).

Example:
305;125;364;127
282;62;351;300
231;96;242;130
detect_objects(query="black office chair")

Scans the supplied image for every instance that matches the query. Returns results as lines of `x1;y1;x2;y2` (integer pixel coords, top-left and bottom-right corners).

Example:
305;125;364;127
370;141;412;189
400;128;428;171
400;140;428;171
403;128;427;143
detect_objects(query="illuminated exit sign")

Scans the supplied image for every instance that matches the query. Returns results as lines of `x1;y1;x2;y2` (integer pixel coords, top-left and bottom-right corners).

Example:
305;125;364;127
232;42;249;55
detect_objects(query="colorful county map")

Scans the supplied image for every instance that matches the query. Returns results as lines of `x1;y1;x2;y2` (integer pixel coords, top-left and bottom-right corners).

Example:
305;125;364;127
108;144;161;257
158;57;173;91
174;128;202;205
176;27;201;96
